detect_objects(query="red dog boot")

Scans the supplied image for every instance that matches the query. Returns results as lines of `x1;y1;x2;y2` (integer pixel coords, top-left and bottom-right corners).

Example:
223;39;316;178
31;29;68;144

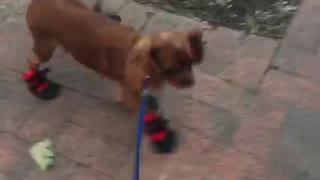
22;68;61;100
144;113;177;153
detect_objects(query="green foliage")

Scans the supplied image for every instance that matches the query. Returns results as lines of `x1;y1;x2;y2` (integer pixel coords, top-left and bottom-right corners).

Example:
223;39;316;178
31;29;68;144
135;0;300;39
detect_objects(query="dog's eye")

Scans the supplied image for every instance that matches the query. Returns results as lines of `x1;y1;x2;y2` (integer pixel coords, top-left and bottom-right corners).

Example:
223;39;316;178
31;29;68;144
163;63;191;76
179;60;192;67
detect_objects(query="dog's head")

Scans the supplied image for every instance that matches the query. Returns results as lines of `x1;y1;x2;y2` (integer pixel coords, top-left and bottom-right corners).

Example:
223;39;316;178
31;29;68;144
149;31;203;88
126;30;203;92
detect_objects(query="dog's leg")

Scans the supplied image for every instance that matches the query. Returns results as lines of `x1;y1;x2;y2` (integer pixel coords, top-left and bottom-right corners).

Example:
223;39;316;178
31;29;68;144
119;85;140;114
113;83;123;103
28;39;56;70
23;38;60;100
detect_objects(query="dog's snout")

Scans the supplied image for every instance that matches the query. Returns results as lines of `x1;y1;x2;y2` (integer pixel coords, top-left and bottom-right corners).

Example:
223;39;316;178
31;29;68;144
180;78;194;87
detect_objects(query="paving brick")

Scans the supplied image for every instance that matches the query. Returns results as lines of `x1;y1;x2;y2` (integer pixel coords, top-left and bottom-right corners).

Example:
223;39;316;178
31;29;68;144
17;116;64;144
24;155;110;180
272;1;320;83
0;66;44;134
273;43;320;84
0;134;33;178
66;92;136;145
0;0;14;24
267;105;320;180
0;10;31;72
199;27;243;76
68;169;109;180
0;65;50;110
182;70;252;114
119;127;218;180
124;92;285;180
213;94;288;180
172;95;241;149
102;0;128;13
278;0;320;55
0;173;14;180
143;11;201;33
81;0;127;14
44;49;115;101
119;1;156;30
239;35;278;59
262;70;320;111
220;57;270;87
148;92;286;180
45;51;100;97
220;35;278;87
52;123;132;177
0;98;35;134
15;90;79;142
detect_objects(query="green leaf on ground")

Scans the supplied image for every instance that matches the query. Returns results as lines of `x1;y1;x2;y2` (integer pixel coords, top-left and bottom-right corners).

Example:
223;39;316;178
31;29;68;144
29;138;55;171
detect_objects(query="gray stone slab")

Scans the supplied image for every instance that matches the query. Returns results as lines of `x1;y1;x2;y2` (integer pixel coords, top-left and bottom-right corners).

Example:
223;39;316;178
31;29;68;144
143;11;202;33
272;0;320;84
199;27;243;76
0;0;14;24
52;123;132;177
269;105;320;180
0;9;32;72
81;0;127;14
0;173;13;180
0;134;33;178
119;1;156;30
219;35;278;87
24;155;110;180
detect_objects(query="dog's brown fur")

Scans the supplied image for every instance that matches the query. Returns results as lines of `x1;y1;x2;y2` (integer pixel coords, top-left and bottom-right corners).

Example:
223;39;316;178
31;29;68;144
26;0;204;113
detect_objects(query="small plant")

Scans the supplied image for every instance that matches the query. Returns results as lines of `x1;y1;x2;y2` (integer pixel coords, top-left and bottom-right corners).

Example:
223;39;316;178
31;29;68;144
135;0;300;39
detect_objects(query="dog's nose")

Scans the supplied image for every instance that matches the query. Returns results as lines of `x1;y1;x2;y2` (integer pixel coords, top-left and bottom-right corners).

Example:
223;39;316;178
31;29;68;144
180;78;194;87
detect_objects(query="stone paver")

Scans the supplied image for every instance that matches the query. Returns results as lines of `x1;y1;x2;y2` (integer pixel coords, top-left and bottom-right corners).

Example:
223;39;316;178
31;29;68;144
52;123;131;177
119;1;157;30
262;70;320;111
220;35;279;87
273;0;320;84
0;173;14;180
24;155;109;180
199;27;244;76
0;0;320;180
0;1;15;24
81;0;127;15
0;134;33;178
143;11;203;33
267;105;320;180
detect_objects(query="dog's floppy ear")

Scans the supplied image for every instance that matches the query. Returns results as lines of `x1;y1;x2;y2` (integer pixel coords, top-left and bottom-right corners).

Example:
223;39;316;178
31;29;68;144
187;30;203;63
126;51;149;93
126;37;157;93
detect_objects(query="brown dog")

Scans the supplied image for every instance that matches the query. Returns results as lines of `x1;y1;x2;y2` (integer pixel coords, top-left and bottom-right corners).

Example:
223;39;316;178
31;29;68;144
26;0;204;113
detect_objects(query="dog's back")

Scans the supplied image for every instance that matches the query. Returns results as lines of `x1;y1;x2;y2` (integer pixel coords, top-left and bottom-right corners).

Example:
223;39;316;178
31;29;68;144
27;0;140;80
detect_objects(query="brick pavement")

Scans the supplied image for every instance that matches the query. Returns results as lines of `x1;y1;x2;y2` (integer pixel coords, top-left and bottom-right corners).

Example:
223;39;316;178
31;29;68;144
0;0;320;179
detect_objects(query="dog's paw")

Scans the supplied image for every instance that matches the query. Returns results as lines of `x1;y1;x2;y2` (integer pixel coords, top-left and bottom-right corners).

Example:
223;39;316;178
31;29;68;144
144;114;177;153
151;129;177;153
31;80;61;100
113;85;123;103
23;69;61;100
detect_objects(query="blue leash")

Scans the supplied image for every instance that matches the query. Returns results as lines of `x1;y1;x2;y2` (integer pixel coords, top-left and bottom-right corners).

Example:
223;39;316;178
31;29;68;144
133;77;150;180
